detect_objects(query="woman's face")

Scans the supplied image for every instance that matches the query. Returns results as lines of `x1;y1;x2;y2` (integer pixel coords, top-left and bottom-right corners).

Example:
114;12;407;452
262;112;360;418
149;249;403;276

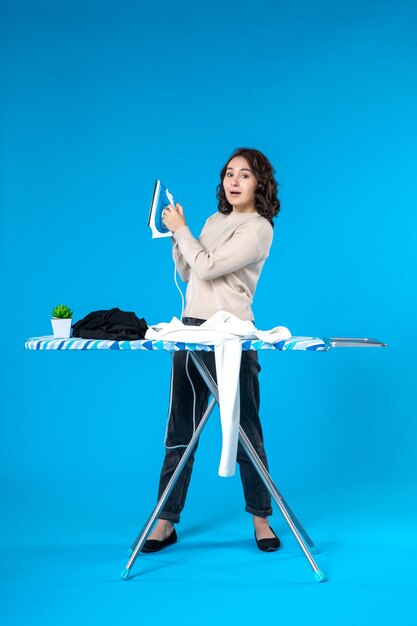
223;156;258;212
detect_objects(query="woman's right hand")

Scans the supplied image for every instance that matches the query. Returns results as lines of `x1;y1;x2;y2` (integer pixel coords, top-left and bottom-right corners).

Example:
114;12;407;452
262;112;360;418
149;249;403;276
163;202;186;233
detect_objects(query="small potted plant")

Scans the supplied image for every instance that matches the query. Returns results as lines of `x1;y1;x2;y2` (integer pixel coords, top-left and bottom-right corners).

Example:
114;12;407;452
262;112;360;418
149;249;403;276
51;304;73;338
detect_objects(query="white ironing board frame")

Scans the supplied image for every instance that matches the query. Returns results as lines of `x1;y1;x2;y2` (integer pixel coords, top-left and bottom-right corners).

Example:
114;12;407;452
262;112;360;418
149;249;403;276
24;334;386;583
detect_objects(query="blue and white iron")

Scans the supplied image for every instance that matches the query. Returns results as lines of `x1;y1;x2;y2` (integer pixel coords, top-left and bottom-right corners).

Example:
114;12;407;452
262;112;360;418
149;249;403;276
148;178;186;315
148;179;176;239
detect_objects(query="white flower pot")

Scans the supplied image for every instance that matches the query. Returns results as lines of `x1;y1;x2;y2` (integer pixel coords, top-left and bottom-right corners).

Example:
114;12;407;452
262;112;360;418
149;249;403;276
51;318;72;339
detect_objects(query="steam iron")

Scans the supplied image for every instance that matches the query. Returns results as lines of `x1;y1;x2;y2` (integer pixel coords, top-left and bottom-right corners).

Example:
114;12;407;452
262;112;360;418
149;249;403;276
148;179;176;239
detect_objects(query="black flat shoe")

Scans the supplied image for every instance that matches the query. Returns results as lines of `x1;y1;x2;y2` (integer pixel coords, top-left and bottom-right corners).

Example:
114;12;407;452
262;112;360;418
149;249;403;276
254;526;281;552
141;527;178;553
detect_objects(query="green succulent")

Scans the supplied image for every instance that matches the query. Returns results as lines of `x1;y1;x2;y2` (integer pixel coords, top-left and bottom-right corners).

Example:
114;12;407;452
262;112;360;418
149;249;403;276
51;304;73;319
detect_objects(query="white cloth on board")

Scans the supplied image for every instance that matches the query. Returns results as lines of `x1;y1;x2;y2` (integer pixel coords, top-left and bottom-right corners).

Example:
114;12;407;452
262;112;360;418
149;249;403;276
145;310;291;477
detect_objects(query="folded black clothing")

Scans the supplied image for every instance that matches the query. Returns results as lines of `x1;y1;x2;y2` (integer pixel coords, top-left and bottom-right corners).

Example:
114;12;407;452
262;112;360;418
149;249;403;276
72;307;148;340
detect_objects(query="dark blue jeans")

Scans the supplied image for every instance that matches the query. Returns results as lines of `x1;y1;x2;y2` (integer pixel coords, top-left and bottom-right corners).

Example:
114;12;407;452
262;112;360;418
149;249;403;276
157;316;273;523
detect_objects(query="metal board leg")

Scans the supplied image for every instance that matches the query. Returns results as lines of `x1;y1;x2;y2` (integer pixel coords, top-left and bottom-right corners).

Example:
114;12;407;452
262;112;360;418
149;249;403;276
121;392;217;580
189;351;326;583
238;427;326;582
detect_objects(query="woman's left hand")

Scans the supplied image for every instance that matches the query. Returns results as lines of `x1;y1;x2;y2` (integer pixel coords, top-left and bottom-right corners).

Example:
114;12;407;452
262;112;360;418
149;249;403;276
162;203;186;233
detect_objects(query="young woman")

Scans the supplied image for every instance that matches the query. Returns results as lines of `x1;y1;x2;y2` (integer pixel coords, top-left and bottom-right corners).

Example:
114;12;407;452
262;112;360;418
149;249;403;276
142;147;281;553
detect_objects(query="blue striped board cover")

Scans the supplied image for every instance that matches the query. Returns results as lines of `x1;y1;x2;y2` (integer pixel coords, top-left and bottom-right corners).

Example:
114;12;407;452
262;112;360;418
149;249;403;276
24;336;330;351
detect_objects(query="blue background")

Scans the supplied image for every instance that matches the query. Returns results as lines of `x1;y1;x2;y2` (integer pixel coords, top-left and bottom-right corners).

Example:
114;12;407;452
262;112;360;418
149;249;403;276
1;0;416;624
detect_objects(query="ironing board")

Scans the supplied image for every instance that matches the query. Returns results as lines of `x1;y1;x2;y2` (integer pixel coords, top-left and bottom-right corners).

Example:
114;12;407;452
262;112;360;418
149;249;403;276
25;334;386;583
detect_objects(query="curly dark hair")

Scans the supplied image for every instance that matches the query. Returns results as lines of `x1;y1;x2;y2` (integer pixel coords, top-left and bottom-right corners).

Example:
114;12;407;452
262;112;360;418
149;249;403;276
216;147;280;226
